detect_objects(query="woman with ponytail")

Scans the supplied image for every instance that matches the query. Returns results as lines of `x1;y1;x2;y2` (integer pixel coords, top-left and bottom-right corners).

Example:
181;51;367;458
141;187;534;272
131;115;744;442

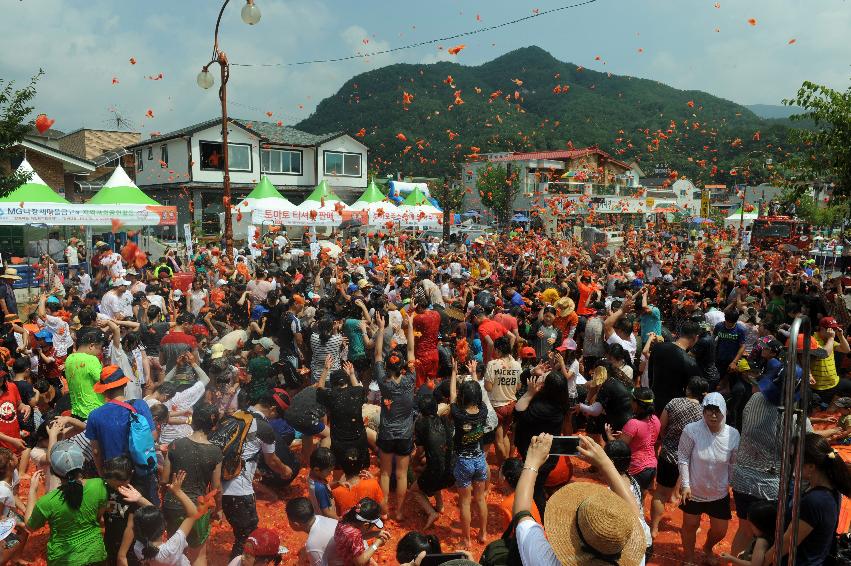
25;441;109;566
606;387;660;496
131;470;198;566
766;433;851;566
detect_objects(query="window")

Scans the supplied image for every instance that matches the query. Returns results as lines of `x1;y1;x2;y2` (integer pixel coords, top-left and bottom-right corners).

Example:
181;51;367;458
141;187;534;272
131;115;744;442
261;148;302;175
199;141;252;172
160;144;168;167
135;150;143;172
147;147;153;160
324;151;361;177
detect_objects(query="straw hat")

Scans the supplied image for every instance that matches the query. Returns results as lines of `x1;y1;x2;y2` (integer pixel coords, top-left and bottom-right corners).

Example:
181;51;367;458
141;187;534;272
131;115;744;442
556;296;575;317
543;482;646;566
0;268;20;281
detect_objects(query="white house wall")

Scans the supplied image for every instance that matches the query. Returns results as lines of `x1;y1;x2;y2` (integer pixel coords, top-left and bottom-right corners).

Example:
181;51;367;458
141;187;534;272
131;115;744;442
191;124;260;185
317;136;368;189
134;138;191;186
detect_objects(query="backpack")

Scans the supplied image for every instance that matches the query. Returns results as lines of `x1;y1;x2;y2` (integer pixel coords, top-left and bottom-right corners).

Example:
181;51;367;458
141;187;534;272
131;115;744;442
479;511;530;566
209;410;255;481
109;400;157;474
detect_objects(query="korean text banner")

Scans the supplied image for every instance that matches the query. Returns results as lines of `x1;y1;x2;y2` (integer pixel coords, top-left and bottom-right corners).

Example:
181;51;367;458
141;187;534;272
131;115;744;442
0;204;178;226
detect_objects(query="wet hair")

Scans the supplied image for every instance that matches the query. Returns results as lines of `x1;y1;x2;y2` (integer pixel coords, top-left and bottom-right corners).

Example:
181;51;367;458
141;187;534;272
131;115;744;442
12;357;29;374
286;496;315;524
102;455;134;482
631;387;655;419
317;317;334;344
176;311;194;326
396;531;442;563
604;439;632;475
686;376;709;402
309;447;335;471
493;335;512;356
149;403;168;425
803;433;851;498
540;371;570;408
725;309;740;323
500;458;524;489
156;381;178;400
606;343;630;364
385;348;407;376
747;500;778;543
0;448;14;476
146;304;161;320
417;392;438;417
77;306;97;326
192;402;219;434
680;321;701;339
133;505;166;560
458;380;482;408
330;369;349;388
340;496;381;526
56;468;84;509
340;447;365;477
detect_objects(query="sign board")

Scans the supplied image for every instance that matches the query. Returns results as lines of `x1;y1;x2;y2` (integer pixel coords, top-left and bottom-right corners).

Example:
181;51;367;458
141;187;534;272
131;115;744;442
0;204;177;226
701;188;711;217
184;224;194;259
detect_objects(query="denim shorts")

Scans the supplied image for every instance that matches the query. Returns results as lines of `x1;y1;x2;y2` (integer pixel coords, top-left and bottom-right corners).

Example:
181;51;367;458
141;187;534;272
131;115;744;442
453;453;488;488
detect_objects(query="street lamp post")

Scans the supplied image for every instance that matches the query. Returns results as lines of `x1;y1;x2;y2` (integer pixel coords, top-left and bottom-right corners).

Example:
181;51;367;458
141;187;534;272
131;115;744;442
197;0;261;258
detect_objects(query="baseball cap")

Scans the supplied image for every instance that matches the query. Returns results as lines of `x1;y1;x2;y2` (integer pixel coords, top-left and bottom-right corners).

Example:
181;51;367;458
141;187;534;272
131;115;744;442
111;279;131;287
50;440;85;478
519;346;537;359
820;317;841;330
555;338;577;352
244;528;286;557
353;497;384;529
252;337;275;350
46;296;61;305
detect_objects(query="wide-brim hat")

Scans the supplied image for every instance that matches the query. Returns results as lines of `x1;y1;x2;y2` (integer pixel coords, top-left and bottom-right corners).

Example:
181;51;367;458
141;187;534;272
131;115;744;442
544;482;646;566
556;297;575;317
0;268;20;281
93;365;129;393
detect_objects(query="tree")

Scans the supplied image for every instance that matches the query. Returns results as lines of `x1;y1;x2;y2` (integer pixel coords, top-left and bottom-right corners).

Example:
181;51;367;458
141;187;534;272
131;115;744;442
783;79;851;199
0;71;42;198
428;176;466;240
475;163;519;226
779;187;849;228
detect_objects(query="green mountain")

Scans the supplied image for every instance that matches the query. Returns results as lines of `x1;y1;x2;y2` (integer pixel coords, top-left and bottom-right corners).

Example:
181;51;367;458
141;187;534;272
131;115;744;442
747;104;802;119
297;46;798;185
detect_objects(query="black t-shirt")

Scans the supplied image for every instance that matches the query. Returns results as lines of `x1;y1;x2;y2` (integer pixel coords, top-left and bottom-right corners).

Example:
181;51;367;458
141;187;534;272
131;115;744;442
164;437;223;510
795;487;840;566
316;385;366;442
415;415;453;475
450;402;487;458
140;321;170;355
284;387;326;433
514;398;567;458
691;334;720;384
649;342;701;415
104;485;140;552
597;378;633;430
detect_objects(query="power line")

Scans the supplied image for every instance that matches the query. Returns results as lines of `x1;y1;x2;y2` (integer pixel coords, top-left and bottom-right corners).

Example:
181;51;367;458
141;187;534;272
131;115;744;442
230;0;599;68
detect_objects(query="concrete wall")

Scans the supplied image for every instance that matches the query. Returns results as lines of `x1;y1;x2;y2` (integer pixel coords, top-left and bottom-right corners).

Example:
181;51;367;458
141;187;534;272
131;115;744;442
317;136;368;194
133;137;192;186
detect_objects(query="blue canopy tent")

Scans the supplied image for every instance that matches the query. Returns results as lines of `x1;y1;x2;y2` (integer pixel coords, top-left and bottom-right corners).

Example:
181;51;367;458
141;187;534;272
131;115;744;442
512;213;531;223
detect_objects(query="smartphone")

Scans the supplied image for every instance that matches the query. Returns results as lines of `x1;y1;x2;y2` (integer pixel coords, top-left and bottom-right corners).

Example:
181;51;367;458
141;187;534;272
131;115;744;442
549;435;581;456
421;553;467;566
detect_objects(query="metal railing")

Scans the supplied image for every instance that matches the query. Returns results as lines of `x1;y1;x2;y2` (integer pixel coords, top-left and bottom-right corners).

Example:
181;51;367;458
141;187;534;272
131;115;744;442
773;315;812;565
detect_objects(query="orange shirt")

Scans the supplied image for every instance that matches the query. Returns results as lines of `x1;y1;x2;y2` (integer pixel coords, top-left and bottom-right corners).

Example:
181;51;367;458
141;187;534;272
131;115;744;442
499;492;543;530
332;478;384;517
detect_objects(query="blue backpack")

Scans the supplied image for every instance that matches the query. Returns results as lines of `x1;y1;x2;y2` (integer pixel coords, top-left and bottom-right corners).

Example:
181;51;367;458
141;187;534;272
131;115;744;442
110;400;157;473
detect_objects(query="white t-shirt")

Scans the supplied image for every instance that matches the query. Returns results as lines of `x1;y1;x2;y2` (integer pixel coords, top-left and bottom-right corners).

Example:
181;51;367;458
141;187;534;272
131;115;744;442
133;528;190;566
100;290;133;319
306;515;337;566
221;411;276;497
606;332;637;364
159;381;207;445
704;309;725;328
0;480;15;520
147;294;166;313
42;314;73;357
100;252;124;278
78;273;92;295
65;246;79;266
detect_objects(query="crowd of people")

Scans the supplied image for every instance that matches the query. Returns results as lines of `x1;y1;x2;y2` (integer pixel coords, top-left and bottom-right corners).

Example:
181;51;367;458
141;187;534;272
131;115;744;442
0;225;850;566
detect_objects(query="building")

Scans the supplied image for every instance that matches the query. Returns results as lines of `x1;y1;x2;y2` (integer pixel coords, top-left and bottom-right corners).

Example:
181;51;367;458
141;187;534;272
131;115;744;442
461;147;637;212
58;128;141;201
126;118;368;230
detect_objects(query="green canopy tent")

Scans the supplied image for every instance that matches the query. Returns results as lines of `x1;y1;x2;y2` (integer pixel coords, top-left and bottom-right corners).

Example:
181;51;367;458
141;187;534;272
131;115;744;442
349;179;391;212
88;166;160;205
401;186;430;206
0;159;69;204
242;176;292;202
87;166;160;247
298;180;343;210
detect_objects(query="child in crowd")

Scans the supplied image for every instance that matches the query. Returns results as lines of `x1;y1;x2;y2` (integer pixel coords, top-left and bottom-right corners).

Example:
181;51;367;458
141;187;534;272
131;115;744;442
720;500;777;566
308;447;337;519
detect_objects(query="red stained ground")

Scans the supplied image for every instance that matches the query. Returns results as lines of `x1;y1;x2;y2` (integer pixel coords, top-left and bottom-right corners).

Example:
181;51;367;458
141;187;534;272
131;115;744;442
18;413;847;565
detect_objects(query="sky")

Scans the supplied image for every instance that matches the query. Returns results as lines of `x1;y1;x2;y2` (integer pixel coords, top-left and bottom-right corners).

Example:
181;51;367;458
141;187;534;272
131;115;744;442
2;0;849;138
